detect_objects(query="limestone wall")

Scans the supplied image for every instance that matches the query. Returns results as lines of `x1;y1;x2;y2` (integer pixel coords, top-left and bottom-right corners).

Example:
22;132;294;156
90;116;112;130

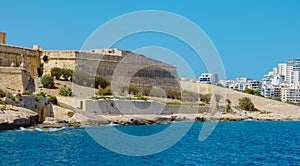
22;96;54;122
44;49;180;91
0;67;30;92
82;99;202;115
42;50;77;74
0;44;41;76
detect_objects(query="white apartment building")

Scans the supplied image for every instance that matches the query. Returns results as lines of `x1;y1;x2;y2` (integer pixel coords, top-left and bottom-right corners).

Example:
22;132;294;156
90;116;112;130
281;83;300;103
199;73;219;85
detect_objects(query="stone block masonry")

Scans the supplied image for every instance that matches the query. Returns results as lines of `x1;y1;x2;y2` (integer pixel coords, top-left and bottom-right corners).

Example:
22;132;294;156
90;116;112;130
0;67;30;92
0;44;41;77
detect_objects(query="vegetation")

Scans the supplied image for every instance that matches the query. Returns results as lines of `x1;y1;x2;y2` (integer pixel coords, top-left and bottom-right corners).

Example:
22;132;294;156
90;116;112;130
37;63;44;77
42;55;48;62
243;88;262;96
226;104;234;113
16;93;22;101
274;97;281;102
166;89;181;100
128;85;139;95
49;96;58;105
22;90;31;95
166;101;182;106
142;88;151;96
0;89;6;98
35;96;41;102
238;97;255;111
200;94;211;104
98;87;113;96
41;74;55;89
135;94;149;101
50;68;73;81
73;69;109;89
59;86;73;96
37;91;46;97
51;67;63;80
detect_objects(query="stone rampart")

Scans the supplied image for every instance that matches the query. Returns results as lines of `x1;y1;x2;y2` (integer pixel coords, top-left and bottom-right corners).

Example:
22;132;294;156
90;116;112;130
0;44;41;76
0;67;30;92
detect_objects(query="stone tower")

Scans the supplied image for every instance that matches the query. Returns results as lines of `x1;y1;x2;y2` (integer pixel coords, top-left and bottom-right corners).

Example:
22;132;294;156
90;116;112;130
0;32;6;44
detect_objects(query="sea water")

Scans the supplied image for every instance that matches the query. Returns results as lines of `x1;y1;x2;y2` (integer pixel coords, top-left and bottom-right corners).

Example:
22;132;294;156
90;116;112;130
0;121;299;165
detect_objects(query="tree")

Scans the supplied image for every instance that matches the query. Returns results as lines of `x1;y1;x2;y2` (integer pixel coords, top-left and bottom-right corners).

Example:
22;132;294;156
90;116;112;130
41;74;55;89
238;97;255;111
62;69;73;81
128;85;139;95
51;67;63;80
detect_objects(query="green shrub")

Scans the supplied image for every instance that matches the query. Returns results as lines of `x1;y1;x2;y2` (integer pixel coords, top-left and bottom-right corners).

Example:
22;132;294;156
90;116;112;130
166;90;181;100
95;75;110;89
37;63;44;77
135;94;149;101
42;55;48;62
129;85;139;95
226;104;234;113
37;91;46;97
143;88;151;96
35;96;41;102
166;101;182;106
73;70;109;89
49;96;58;105
226;99;231;104
22;90;31;95
16;93;22;101
98;87;113;96
41;74;55;89
59;86;73;96
0;89;6;98
62;69;73;81
200;94;211;104
238;97;255;111
243;88;262;96
274;97;281;102
51;67;63;80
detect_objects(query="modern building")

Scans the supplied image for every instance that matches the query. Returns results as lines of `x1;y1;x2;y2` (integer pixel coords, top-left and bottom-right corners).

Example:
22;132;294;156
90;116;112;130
281;84;300;103
199;73;219;85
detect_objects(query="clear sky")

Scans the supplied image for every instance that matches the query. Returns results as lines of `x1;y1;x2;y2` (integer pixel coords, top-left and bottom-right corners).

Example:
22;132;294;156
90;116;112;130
1;0;300;80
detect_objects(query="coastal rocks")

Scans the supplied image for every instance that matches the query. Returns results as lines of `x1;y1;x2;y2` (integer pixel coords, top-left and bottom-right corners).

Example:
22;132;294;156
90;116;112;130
0;105;38;130
51;105;105;127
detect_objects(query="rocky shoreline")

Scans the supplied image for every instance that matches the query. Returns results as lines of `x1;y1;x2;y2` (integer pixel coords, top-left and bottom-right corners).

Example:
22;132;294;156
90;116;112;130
2;103;300;131
34;106;300;129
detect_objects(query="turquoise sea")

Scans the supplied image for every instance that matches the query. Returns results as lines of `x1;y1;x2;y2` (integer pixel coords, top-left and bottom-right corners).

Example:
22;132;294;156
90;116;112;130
0;121;299;165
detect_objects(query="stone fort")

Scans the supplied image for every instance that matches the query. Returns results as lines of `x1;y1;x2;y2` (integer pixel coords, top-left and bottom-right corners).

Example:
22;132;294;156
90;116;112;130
0;32;180;93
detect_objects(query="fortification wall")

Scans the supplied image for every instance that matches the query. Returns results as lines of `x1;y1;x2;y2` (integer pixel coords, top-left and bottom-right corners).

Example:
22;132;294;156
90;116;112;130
42;50;77;74
0;44;41;76
82;99;202;115
0;67;30;92
44;49;179;90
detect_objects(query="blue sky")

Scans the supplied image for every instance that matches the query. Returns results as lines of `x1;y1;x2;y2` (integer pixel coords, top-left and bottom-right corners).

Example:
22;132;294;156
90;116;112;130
1;0;300;80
